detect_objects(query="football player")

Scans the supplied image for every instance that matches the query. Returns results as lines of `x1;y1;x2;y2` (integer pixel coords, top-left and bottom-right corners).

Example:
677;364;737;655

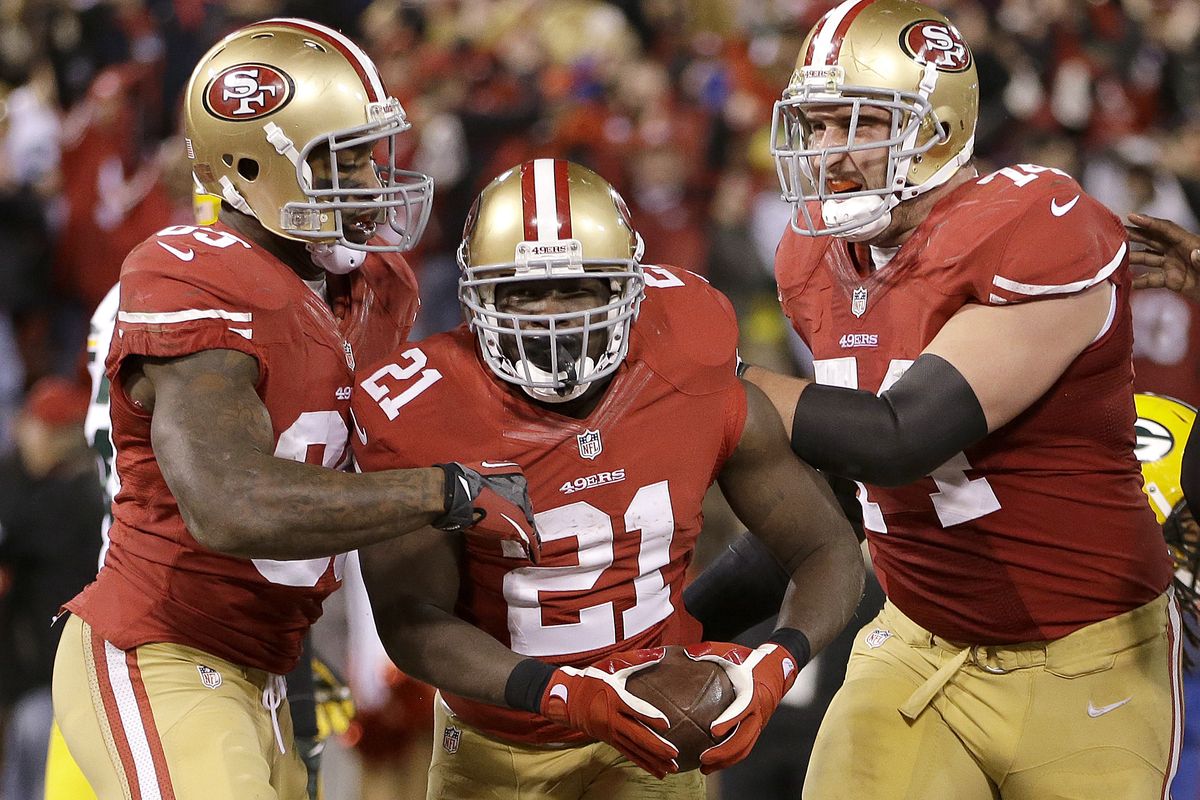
725;0;1181;796
352;159;865;798
51;19;539;800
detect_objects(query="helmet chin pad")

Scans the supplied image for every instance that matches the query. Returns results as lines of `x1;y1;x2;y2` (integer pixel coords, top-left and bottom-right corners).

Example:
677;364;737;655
306;241;365;274
822;195;895;241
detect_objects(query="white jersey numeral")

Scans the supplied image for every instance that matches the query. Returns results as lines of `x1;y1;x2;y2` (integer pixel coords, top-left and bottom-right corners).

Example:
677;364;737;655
502;481;676;656
252;411;349;587
812;357;1002;532
360;348;443;420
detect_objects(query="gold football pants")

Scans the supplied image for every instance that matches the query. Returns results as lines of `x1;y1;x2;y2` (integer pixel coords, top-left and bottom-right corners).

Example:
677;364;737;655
52;614;309;800
427;694;706;800
804;592;1183;800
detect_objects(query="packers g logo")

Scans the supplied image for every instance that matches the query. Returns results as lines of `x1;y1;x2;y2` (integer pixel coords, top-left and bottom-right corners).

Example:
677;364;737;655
899;20;973;73
1134;416;1175;464
203;64;294;121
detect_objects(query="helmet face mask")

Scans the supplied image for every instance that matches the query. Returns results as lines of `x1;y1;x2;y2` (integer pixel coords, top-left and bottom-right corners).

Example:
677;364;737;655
185;19;433;253
458;160;645;404
772;0;979;239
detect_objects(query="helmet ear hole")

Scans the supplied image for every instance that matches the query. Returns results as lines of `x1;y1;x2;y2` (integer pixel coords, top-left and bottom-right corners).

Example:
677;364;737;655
237;158;260;181
221;154;233;167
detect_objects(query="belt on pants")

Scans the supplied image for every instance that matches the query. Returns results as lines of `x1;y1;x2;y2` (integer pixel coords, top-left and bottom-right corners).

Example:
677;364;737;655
888;590;1172;721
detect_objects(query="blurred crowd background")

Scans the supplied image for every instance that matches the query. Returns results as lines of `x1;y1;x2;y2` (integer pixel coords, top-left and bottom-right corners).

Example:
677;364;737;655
0;0;1198;798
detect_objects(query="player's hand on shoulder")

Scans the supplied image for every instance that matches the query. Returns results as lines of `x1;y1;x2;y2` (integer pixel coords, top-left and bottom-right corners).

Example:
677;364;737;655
1128;212;1200;302
431;460;542;563
539;648;679;778
683;640;798;774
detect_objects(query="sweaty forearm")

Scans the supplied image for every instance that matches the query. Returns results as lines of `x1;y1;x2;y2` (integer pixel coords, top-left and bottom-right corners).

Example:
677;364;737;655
371;595;526;708
178;455;446;559
774;536;864;658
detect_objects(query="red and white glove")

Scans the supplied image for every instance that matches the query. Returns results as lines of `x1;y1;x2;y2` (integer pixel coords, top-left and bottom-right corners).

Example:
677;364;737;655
683;641;799;773
540;649;680;778
433;461;541;563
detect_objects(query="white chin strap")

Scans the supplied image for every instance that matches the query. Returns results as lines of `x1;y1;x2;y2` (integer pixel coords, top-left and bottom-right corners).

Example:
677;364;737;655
823;195;894;242
517;356;598;404
306;242;365;275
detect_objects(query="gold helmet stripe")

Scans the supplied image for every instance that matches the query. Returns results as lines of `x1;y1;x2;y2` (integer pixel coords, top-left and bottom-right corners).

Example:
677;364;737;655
264;18;387;102
808;0;874;67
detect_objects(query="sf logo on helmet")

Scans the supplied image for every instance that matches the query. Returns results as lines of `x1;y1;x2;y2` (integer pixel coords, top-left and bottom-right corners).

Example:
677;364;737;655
203;64;294;120
899;21;973;73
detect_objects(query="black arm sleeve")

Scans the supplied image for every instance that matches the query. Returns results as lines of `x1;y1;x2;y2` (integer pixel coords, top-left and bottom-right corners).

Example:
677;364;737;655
285;635;318;740
790;354;988;487
1183;416;1200;514
683;532;791;641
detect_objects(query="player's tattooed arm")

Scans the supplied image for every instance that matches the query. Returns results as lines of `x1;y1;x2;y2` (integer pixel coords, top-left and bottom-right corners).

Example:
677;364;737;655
137;349;446;559
715;380;865;661
360;528;524;707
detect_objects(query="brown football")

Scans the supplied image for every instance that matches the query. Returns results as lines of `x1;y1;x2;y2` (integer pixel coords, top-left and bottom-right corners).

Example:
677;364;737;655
625;645;735;772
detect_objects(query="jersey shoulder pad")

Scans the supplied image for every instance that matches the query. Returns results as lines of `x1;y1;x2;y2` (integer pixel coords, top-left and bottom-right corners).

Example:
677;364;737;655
959;165;1127;306
351;328;491;471
121;223;291;314
632;265;740;396
113;225;292;371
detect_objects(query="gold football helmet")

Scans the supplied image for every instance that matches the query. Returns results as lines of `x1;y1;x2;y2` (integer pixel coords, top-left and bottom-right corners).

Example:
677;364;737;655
771;0;979;239
458;159;645;403
1134;393;1200;606
183;18;432;252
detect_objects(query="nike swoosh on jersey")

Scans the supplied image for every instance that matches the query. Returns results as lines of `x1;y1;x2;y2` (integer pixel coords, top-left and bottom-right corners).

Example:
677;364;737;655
1086;696;1132;717
1050;195;1081;217
157;241;196;261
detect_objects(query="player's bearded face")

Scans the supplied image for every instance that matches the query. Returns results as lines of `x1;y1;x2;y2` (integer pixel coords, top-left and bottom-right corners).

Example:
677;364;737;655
306;142;384;244
801;105;894;195
494;277;612;376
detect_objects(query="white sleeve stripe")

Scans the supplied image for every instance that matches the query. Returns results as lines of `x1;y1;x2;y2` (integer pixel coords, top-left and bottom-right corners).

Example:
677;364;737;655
118;309;253;324
992;242;1126;296
228;328;253;340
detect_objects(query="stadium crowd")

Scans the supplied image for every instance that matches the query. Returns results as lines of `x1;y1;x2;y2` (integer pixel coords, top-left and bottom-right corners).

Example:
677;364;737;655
0;0;1199;798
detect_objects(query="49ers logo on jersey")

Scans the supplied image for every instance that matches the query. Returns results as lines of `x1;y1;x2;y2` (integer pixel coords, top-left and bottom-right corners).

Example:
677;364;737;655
899;21;972;73
203;64;294;121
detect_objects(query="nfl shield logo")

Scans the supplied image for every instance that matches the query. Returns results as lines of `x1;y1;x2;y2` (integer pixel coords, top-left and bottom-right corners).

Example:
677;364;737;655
197;664;222;689
577;429;603;460
864;628;892;649
851;286;868;318
442;725;461;754
342;341;355;370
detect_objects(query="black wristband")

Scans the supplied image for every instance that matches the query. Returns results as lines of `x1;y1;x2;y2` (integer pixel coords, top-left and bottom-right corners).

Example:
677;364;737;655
767;627;812;669
504;658;558;713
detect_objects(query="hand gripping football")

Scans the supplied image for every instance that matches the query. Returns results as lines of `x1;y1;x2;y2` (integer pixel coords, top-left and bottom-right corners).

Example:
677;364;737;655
624;645;735;771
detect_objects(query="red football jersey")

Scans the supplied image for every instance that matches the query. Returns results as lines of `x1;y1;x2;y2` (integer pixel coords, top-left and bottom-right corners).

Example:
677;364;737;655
352;265;747;745
776;164;1172;645
66;222;419;675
